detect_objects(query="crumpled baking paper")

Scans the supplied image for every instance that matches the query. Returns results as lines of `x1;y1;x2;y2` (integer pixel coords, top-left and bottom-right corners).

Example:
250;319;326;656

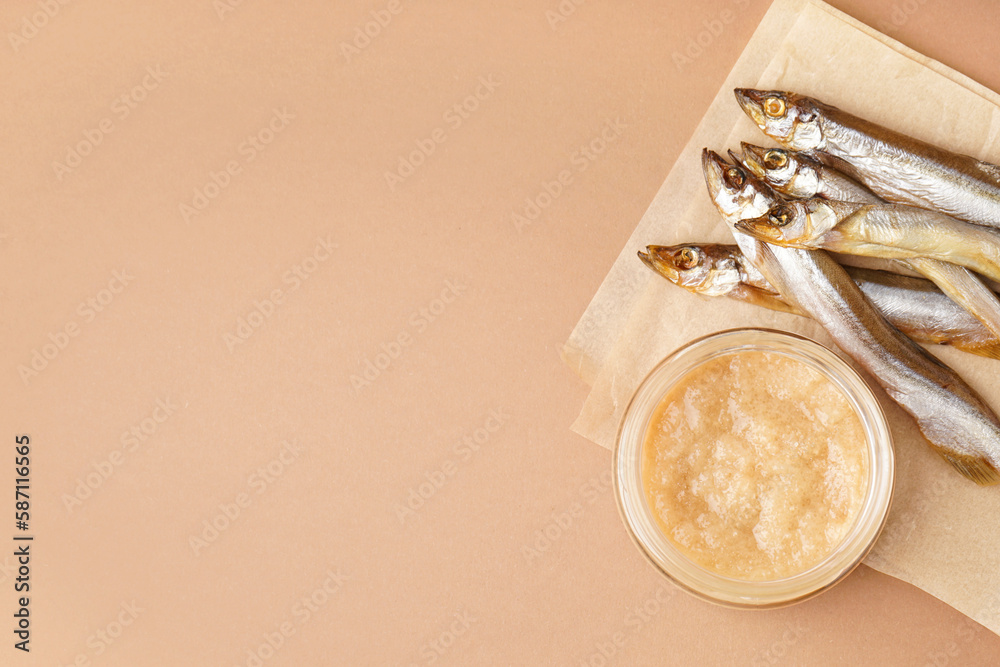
563;0;1000;634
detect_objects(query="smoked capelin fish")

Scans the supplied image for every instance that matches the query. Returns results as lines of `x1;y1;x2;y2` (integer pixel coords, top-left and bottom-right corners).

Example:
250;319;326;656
734;88;1000;228
638;244;797;314
639;243;1000;359
702;149;1000;485
737;143;880;203
734;143;1000;341
737;199;1000;284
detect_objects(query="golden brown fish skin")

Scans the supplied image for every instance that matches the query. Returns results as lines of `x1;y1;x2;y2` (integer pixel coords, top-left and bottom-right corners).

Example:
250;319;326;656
733;144;1000;341
738;142;881;203
750;238;1000;486
641;242;1000;359
841;266;1000;359
639;244;799;315
637;243;767;295
734;88;1000;228
738;199;1000;284
902;256;1000;342
704;149;1000;484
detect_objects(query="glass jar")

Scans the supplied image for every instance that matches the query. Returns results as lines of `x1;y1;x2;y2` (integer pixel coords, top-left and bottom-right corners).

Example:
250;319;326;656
614;328;894;608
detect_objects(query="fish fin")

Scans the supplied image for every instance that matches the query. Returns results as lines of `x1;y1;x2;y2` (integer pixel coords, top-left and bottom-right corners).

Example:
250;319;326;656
937;339;1000;361
971;159;1000;183
964;342;1000;361
929;445;1000;486
733;285;805;316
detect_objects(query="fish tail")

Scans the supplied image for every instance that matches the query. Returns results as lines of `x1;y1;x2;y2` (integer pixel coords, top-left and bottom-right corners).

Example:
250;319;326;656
928;445;1000;485
944;339;1000;360
735;285;804;316
967;342;1000;360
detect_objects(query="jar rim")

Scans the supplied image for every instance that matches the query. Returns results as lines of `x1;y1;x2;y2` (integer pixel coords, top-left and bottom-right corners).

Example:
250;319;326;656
613;327;895;608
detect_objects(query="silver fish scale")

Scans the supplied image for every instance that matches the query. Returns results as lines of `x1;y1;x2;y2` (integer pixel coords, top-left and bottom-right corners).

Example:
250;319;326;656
817;111;1000;228
702;149;1000;483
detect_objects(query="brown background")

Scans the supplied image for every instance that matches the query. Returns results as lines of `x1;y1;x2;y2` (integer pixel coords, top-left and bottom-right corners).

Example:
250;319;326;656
3;0;1000;664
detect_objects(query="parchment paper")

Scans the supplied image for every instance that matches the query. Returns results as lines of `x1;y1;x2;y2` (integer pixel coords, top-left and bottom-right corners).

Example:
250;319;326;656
564;0;1000;634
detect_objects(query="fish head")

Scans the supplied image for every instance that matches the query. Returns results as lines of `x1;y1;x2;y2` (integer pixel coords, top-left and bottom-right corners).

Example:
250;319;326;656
734;89;824;151
702;149;780;224
638;244;741;297
734;199;835;247
740;142;822;199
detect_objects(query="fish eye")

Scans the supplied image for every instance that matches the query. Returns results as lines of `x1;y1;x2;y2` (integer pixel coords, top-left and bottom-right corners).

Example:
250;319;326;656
769;205;792;227
763;97;786;118
763;150;787;169
676;247;701;270
725;167;745;187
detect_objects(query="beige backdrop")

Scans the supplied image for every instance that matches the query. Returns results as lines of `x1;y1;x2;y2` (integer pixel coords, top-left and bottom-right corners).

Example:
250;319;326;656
3;0;1000;665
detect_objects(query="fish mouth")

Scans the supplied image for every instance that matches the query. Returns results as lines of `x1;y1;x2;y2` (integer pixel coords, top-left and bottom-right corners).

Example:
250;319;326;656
738;142;768;178
638;247;679;282
734;218;779;242
727;148;745;168
734;88;766;126
701;148;728;199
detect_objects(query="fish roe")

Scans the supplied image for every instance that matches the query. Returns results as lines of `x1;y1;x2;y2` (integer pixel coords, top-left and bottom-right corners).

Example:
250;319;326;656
641;350;869;581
